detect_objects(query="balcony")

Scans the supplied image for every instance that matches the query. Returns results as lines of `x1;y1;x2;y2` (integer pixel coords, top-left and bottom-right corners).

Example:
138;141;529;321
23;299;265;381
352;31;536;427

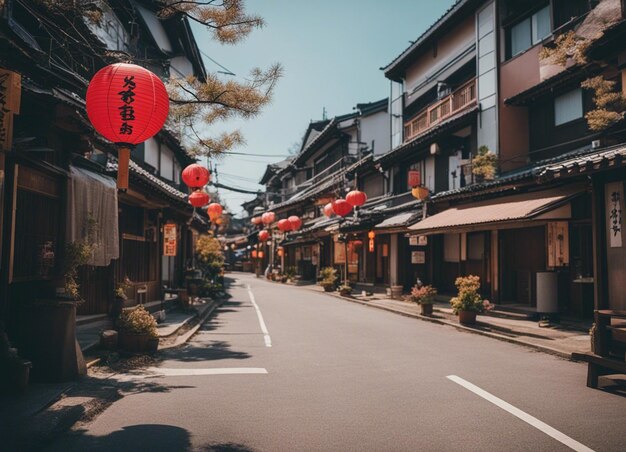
404;78;476;142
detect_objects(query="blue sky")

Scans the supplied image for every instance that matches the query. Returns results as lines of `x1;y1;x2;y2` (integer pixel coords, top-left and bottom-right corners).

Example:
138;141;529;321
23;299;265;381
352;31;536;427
191;0;456;216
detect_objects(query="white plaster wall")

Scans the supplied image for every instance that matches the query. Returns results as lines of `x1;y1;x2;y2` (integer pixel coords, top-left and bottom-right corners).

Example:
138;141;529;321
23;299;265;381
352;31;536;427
361;109;391;155
144;138;159;169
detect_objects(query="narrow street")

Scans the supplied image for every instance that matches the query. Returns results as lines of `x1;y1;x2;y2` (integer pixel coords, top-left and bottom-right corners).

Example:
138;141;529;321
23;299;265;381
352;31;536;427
48;273;626;452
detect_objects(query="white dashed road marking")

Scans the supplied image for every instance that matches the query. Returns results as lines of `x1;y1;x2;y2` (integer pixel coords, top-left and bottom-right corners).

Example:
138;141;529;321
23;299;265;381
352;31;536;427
247;284;272;347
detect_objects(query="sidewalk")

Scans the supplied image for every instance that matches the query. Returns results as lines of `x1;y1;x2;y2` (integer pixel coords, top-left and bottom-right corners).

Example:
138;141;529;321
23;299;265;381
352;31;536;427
301;283;591;360
77;298;218;353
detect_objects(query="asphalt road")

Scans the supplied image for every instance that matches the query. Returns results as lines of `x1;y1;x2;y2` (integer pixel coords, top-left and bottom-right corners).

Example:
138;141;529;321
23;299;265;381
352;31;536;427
48;273;626;451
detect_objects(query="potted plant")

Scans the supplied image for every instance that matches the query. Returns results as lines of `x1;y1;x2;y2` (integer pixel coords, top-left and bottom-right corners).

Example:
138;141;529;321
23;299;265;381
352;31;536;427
117;305;159;354
471;146;498;183
111;277;131;319
319;267;338;292
338;284;352;296
450;275;492;325
407;284;437;316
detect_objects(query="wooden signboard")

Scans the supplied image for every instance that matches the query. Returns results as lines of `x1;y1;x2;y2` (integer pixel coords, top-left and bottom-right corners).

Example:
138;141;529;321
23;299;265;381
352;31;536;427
547;221;569;267
0;69;21;151
606;181;624;248
411;251;425;264
163;223;177;256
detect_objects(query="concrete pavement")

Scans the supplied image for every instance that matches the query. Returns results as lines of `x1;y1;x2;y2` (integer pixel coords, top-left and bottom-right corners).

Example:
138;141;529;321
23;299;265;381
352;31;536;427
46;273;626;451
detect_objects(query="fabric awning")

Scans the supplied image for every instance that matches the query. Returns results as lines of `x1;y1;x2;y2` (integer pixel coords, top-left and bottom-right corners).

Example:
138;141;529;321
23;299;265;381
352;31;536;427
408;187;582;234
67;166;119;266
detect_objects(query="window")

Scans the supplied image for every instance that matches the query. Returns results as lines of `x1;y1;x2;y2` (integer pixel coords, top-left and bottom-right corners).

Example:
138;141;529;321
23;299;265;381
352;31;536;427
509;5;551;57
554;88;583;126
443;234;461;263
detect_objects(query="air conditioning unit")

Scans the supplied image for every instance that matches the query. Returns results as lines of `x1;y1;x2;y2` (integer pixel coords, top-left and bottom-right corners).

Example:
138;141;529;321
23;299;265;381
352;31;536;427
591;140;602;149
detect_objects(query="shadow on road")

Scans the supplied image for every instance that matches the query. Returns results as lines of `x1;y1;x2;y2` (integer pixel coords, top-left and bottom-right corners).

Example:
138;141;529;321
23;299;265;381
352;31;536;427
160;340;251;363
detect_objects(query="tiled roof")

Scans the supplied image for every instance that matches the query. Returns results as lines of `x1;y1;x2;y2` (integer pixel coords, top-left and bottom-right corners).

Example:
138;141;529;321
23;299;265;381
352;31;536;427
107;158;189;204
292;118;338;167
538;144;626;180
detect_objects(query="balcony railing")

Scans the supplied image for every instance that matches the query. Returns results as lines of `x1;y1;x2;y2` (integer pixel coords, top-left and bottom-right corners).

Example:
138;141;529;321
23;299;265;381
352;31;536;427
404;78;477;142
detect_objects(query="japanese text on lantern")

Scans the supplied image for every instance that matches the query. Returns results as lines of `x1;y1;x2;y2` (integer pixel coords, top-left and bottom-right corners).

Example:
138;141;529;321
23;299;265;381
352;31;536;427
118;76;136;135
163;223;177;256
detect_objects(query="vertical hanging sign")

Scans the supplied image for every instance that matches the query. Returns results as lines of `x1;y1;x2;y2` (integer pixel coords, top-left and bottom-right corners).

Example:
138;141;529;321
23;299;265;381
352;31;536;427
0;69;21;151
163;223;177;256
606;182;624;248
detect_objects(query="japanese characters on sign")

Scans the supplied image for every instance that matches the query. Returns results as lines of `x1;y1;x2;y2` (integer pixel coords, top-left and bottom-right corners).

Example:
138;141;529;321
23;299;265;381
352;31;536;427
163;223;177;256
118;75;136;136
606;182;624;248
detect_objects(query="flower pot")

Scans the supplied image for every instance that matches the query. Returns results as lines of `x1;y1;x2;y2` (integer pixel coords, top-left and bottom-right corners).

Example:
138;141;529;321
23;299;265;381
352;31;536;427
420;303;433;316
339;289;352;296
321;284;334;292
459;310;477;325
118;332;150;354
146;337;159;353
110;297;125;319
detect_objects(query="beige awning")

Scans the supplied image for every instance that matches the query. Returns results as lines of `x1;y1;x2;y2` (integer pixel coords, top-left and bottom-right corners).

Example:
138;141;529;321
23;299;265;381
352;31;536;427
409;187;583;234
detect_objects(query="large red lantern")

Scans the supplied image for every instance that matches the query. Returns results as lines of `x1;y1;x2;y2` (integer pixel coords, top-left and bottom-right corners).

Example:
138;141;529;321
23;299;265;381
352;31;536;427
277;219;292;232
261;212;276;225
332;199;352;217
258;230;270;241
188;190;209;207
288;215;302;231
86;63;169;190
251;216;262;226
324;203;335;218
207;203;223;222
182;164;210;189
346;190;367;207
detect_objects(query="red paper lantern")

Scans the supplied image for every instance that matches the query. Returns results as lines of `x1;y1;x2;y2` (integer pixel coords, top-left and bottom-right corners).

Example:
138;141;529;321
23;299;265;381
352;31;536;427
277;246;284;257
332;199;352;217
182;164;210;189
261;212;276;225
277;219;292;232
258;230;270;241
188;190;209;207
408;170;421;188
251;250;258;258
288;215;302;231
352;240;363;248
324;203;334;218
207;203;223;221
346;190;367;207
86;63;169;145
251;216;262;225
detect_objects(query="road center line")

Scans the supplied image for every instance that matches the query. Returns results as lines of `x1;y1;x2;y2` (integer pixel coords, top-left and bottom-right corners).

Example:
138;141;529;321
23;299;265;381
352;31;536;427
247;284;272;347
446;375;594;452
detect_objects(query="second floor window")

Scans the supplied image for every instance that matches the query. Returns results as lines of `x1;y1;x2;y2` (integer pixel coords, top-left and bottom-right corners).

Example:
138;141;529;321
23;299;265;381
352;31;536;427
508;5;551;58
554;88;583;126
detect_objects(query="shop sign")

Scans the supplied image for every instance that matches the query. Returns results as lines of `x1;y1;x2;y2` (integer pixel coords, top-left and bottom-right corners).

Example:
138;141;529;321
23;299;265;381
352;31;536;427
163;223;177;256
409;236;418;246
411;251;425;264
606;182;624;248
0;69;21;151
547;221;569;267
418;235;428;246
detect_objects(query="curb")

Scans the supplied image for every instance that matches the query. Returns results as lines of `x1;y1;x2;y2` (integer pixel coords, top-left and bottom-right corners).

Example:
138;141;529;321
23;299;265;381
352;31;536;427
158;298;223;350
302;286;581;362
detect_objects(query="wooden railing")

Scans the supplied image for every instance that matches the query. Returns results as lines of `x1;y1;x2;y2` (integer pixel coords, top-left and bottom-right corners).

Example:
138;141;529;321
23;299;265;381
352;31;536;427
404;78;477;142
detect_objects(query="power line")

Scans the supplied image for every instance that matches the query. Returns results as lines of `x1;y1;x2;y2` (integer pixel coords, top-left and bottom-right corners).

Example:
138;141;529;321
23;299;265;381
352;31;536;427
199;50;236;76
